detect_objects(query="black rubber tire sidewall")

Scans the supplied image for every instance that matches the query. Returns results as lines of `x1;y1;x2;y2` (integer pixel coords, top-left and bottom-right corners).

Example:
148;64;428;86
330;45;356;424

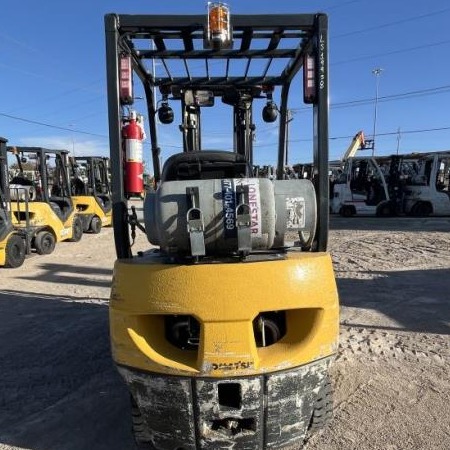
307;374;334;435
70;216;83;242
5;234;26;268
35;231;56;255
340;206;353;217
90;216;102;234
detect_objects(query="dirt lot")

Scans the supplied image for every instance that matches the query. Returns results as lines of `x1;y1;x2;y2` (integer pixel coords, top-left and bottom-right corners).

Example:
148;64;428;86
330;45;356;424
0;216;449;450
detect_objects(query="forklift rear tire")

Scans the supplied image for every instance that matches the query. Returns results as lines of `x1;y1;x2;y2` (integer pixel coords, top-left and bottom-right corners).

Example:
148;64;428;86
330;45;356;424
412;202;432;217
130;397;154;449
376;202;394;217
69;216;83;242
34;231;56;255
90;216;102;234
340;206;354;217
307;375;334;435
5;234;26;268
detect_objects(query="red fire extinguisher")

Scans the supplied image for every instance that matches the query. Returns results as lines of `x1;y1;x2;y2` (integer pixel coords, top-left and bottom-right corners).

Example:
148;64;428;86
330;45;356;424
122;110;144;197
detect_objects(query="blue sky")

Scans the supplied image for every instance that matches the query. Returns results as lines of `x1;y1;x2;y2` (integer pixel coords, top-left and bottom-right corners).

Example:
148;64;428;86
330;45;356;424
1;0;449;170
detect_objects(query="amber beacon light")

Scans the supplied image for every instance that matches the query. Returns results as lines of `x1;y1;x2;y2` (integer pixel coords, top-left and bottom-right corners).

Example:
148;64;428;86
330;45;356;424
206;2;232;49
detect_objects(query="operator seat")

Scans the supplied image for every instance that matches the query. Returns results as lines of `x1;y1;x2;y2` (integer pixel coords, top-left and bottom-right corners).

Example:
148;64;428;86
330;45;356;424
161;151;252;182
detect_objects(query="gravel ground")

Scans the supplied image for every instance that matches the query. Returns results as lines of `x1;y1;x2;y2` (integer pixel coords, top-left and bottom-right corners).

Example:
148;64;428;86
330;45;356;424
0;216;449;450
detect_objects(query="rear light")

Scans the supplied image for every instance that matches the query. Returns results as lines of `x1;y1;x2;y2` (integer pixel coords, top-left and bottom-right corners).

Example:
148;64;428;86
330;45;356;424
119;53;133;105
303;54;316;104
205;2;232;49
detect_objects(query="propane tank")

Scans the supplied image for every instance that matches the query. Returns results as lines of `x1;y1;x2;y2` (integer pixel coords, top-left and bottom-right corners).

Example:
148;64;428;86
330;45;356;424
122;110;145;197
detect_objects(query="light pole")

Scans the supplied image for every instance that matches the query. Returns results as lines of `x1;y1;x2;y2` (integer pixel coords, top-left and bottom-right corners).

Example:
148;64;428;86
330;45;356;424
371;68;383;156
396;127;401;155
69;123;75;156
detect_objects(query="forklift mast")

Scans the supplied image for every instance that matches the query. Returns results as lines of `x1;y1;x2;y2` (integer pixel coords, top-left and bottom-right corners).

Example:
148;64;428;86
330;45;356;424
0;138;12;240
70;156;111;196
105;12;329;259
0;138;10;205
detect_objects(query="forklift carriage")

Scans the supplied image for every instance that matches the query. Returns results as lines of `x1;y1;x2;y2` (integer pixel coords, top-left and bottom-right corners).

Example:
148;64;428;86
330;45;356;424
105;8;339;449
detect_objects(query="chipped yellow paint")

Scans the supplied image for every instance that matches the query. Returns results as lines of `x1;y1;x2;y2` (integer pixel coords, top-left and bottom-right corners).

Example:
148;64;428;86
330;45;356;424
110;252;339;377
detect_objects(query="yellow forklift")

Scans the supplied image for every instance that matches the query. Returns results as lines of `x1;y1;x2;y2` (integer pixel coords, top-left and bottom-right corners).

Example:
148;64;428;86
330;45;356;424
9;146;83;254
105;6;338;449
69;156;112;233
0;137;28;267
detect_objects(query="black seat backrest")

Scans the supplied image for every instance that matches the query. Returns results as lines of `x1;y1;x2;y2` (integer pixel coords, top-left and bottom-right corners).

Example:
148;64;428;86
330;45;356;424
10;176;33;186
161;151;252;182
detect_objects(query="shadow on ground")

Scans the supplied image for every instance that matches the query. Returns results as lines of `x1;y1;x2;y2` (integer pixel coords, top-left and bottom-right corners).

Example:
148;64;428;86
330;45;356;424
336;267;450;335
2;264;449;449
15;262;113;288
0;290;135;450
331;215;450;232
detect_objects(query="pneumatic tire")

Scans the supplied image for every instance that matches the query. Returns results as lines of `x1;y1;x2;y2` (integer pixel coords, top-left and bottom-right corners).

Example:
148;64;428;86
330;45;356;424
308;375;334;435
34;231;56;255
412;201;432;217
5;234;26;268
376;202;394;217
130;397;155;449
340;205;354;217
69;216;83;242
90;216;102;234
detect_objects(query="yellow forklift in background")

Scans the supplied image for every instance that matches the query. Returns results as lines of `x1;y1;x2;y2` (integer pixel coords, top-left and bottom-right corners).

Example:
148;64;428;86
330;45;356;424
9;147;83;254
69;156;112;233
105;6;338;449
0;137;28;267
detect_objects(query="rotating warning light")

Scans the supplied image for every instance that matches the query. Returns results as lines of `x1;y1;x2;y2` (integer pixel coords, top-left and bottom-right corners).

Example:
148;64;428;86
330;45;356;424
205;2;232;49
119;53;134;105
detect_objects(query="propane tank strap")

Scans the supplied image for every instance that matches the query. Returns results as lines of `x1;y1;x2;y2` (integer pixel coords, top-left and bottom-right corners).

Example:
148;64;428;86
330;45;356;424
236;184;251;257
186;187;205;258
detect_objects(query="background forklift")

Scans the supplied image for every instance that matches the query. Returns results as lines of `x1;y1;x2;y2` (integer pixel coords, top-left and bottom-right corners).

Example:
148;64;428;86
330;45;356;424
8;146;83;254
69;156;112;233
105;6;338;449
331;152;412;217
402;151;450;216
0;137;28;268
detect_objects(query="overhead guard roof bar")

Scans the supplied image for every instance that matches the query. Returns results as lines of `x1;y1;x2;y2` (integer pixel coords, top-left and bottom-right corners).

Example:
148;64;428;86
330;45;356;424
116;14;315;89
105;12;329;254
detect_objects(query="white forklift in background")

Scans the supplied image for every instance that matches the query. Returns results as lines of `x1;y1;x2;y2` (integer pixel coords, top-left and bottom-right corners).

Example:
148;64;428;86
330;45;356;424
329;131;398;217
330;155;395;217
403;151;450;216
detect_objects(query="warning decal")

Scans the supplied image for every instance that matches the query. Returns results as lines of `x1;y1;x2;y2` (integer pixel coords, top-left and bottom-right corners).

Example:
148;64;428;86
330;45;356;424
125;139;143;162
221;179;237;238
221;179;262;238
235;178;262;237
286;197;306;229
